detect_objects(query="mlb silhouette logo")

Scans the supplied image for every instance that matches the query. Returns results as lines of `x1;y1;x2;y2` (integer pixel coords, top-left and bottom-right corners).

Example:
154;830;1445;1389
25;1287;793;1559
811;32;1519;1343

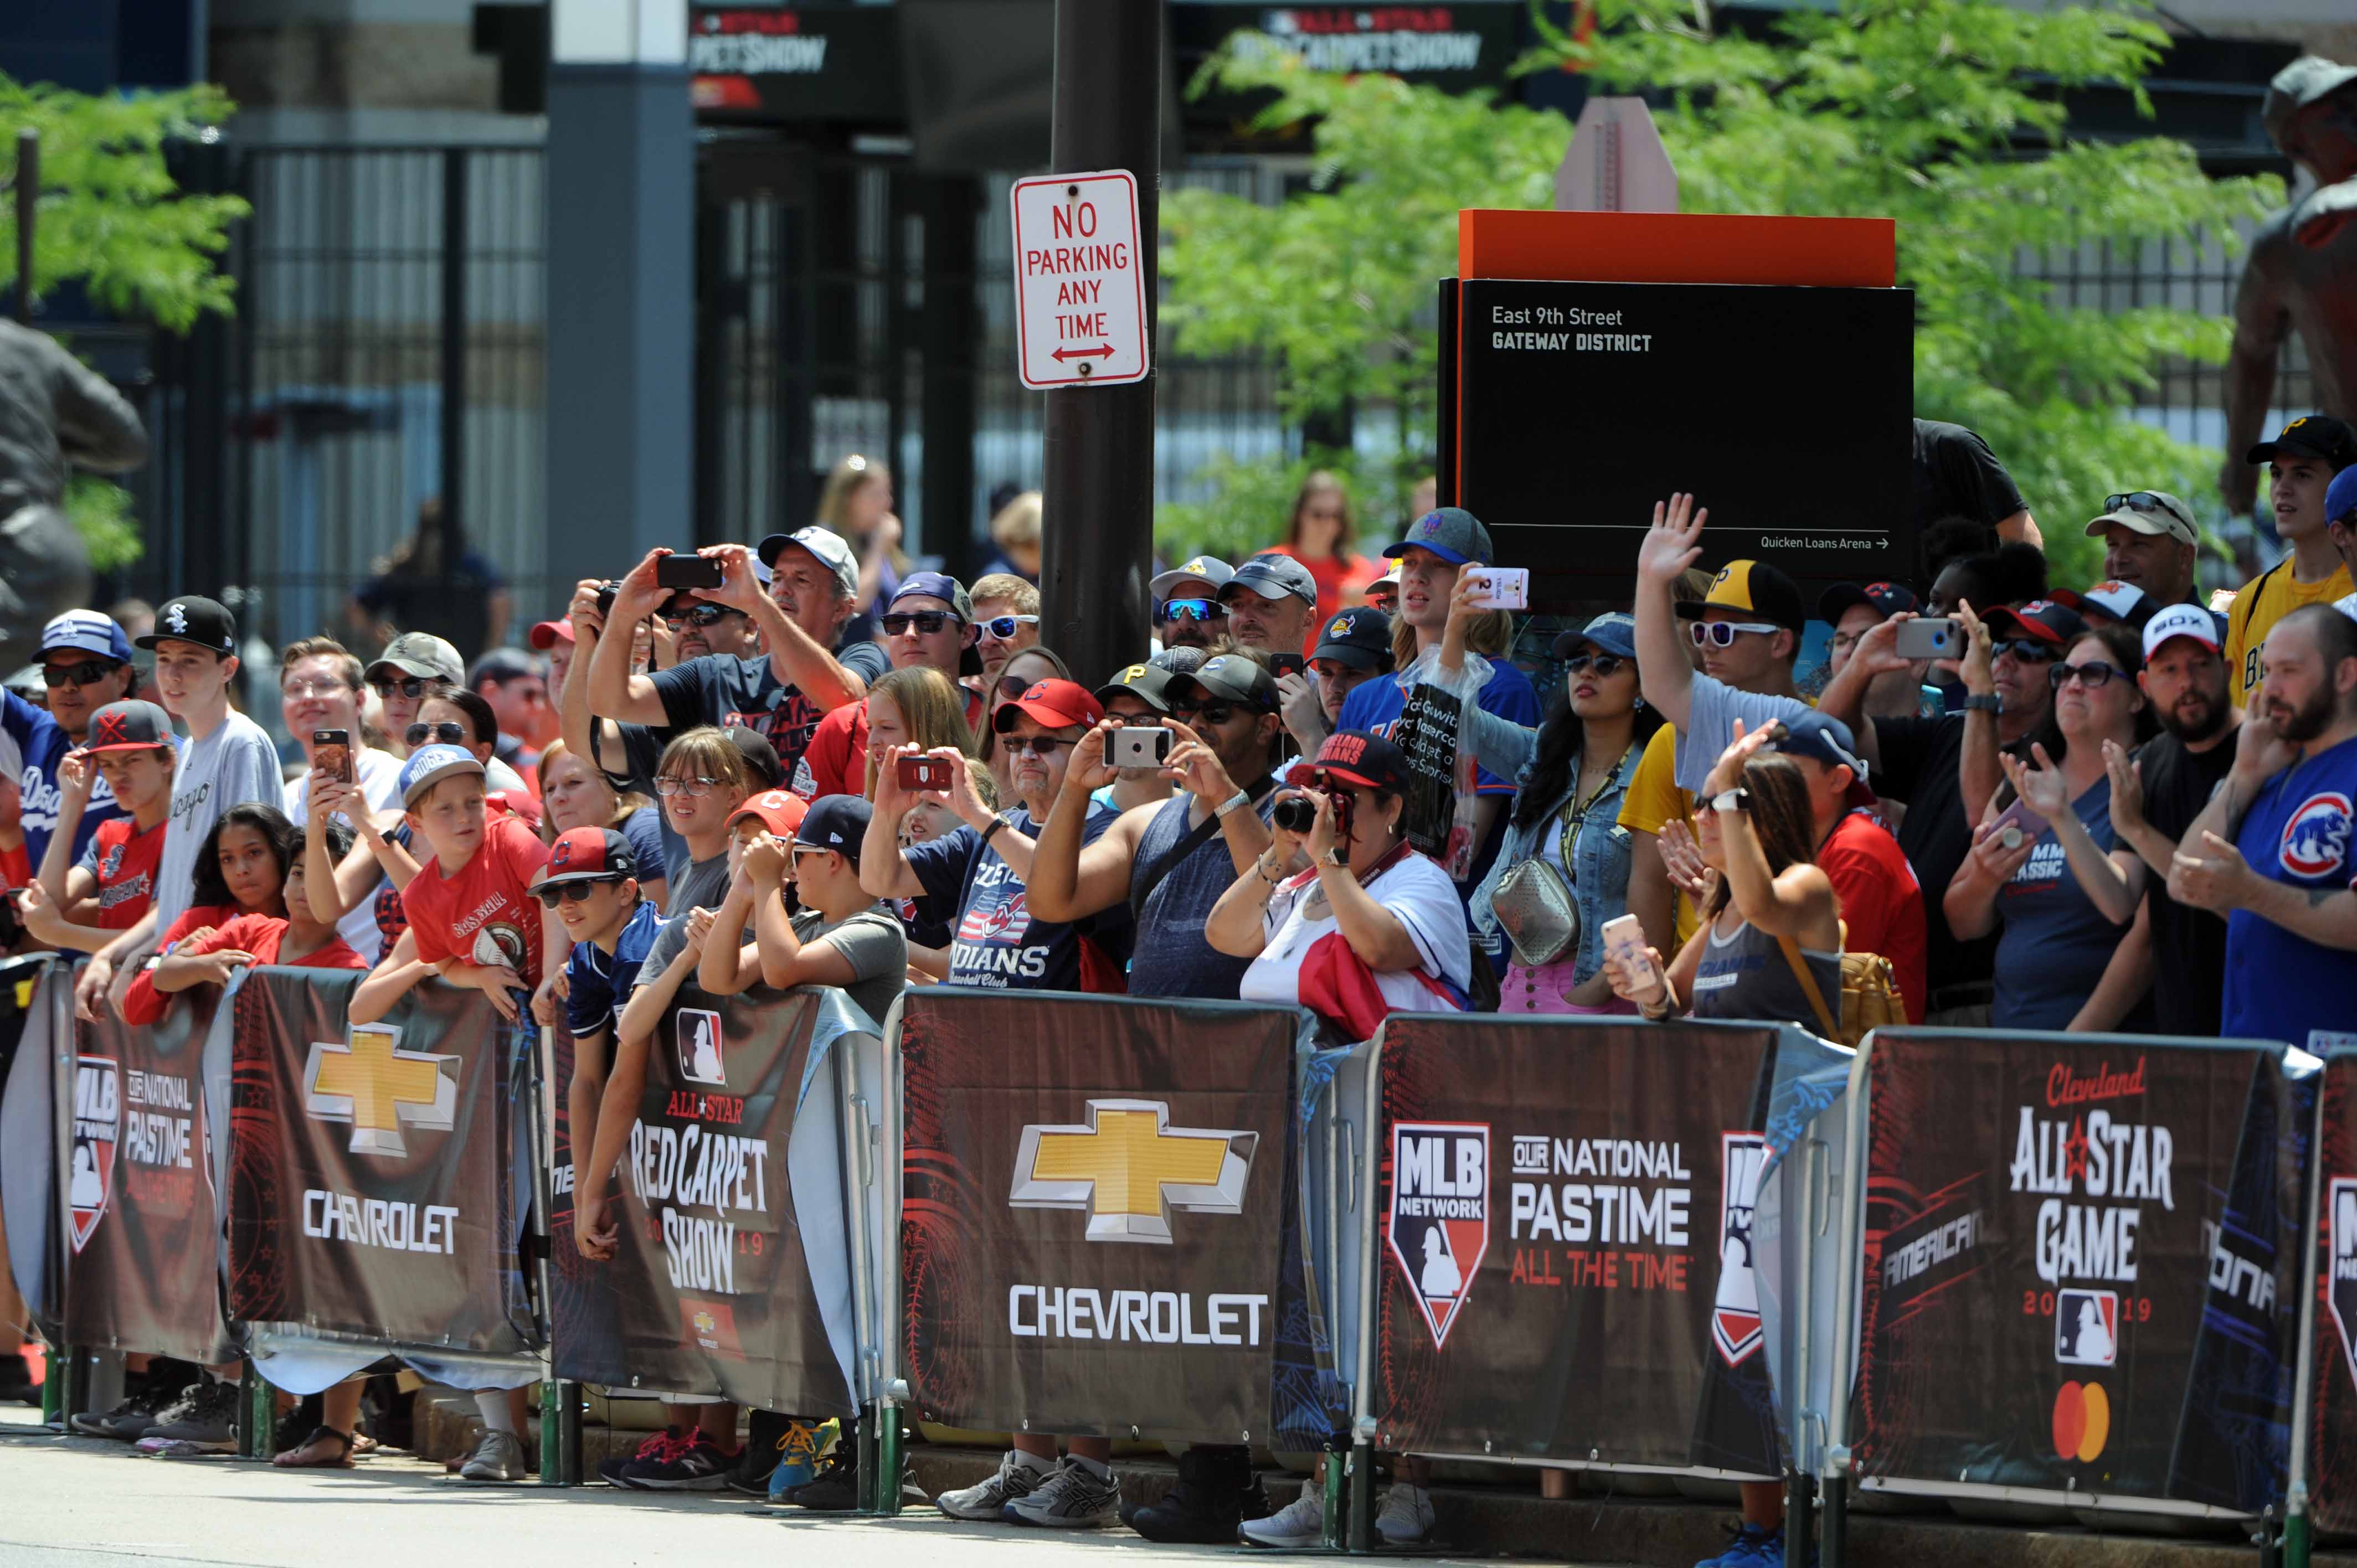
2055;1288;2119;1368
1387;1122;1490;1349
1712;1132;1770;1367
677;1009;726;1087
69;1056;121;1254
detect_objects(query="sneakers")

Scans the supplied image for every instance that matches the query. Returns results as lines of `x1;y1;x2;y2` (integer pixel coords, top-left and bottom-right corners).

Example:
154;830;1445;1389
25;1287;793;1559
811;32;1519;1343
1126;1445;1269;1544
1374;1482;1436;1546
763;1421;825;1500
1241;1479;1326;1548
934;1449;1050;1520
778;1447;860;1512
627;1430;735;1490
1696;1523;1784;1568
461;1428;529;1482
599;1426;684;1489
138;1378;239;1452
1003;1456;1121;1529
70;1383;173;1441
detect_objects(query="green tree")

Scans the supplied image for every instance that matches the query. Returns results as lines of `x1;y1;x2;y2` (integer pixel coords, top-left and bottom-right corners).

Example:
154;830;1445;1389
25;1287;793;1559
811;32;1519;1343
1158;1;2278;586
2;76;248;570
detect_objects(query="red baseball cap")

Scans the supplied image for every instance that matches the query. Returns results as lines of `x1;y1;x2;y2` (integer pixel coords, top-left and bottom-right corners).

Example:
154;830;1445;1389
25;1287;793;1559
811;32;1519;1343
1285;728;1408;793
528;618;575;651
542;826;636;886
991;678;1102;734
729;788;809;839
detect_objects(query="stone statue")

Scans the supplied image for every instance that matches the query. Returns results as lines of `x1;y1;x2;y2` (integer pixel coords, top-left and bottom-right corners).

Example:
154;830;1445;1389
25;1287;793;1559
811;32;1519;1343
0;319;149;653
2221;56;2357;515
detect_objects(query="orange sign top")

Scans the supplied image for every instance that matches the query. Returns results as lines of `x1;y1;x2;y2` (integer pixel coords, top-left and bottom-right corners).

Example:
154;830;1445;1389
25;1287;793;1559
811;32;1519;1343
1458;209;1897;288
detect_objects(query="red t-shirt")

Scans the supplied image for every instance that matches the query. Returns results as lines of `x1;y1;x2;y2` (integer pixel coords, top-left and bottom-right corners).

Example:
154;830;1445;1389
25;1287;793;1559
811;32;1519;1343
1820;809;1928;1025
0;841;28;890
792;684;987;801
86;816;168;930
1267;544;1381;654
192;913;366;971
120;904;241;1026
400;814;552;984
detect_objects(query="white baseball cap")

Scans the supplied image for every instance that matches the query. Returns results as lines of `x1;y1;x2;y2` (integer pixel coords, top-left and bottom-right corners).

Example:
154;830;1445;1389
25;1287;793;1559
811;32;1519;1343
2141;602;2222;660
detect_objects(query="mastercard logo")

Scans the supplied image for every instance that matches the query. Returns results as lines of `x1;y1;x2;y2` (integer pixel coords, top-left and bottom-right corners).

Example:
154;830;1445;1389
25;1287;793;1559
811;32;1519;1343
2052;1380;2109;1463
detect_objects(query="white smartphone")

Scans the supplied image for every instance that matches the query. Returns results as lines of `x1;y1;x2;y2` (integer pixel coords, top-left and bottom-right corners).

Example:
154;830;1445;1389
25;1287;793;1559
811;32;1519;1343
1470;566;1530;611
1599;914;1661;997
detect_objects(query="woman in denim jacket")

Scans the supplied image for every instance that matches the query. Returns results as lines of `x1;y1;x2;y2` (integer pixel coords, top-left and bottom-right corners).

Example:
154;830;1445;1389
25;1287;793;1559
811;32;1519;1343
1435;584;1663;1013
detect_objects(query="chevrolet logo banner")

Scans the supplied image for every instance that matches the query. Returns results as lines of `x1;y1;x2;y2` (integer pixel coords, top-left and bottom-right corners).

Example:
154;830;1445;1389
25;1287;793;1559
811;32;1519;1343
303;1024;458;1158
1011;1100;1255;1244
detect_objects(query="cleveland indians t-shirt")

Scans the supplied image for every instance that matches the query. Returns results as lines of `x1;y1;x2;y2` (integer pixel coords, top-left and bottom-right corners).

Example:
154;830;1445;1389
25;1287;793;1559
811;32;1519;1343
400;814;553;986
2225;734;2357;1050
901;803;1133;991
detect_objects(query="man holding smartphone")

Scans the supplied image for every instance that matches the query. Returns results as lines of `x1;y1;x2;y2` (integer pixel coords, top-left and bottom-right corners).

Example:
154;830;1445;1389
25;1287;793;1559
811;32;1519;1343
278;635;404;961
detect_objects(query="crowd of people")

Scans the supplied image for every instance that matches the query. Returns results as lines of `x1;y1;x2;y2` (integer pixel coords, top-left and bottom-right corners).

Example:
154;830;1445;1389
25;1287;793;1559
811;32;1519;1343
5;425;2357;1567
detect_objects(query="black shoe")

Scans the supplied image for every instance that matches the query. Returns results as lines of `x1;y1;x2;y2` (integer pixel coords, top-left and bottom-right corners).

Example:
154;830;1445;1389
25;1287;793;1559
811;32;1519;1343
1125;1445;1269;1544
725;1410;793;1495
0;1354;38;1407
780;1448;861;1512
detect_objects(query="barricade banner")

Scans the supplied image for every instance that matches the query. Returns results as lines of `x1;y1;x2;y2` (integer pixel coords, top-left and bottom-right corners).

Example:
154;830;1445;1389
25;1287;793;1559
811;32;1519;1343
554;984;857;1415
63;986;235;1364
898;988;1302;1443
227;970;532;1356
2303;1048;2357;1530
1368;1015;1836;1471
0;956;65;1327
1850;1029;2308;1513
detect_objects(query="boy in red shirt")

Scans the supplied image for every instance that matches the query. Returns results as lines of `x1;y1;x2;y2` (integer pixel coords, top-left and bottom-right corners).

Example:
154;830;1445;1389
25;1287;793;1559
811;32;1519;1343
27;700;178;950
392;744;563;1023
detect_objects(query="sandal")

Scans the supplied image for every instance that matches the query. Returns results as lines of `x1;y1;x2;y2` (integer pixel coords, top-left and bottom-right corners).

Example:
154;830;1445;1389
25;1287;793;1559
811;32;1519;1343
351;1432;380;1456
272;1425;355;1468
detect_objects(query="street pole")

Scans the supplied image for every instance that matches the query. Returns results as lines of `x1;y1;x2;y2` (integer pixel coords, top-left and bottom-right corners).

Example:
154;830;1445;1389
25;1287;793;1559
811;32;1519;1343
1038;0;1161;687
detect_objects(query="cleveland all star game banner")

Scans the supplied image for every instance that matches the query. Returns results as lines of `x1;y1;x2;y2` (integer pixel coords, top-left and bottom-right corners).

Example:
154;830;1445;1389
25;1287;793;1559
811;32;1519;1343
62;986;235;1364
554;983;860;1415
1851;1030;2309;1513
898;988;1303;1444
227;970;534;1355
1368;1014;1840;1472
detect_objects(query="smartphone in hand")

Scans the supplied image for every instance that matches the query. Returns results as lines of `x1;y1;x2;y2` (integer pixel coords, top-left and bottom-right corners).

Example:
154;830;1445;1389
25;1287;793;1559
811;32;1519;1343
312;730;354;786
897;754;953;791
1894;617;1960;661
655;554;726;591
1468;567;1530;611
1599;914;1662;999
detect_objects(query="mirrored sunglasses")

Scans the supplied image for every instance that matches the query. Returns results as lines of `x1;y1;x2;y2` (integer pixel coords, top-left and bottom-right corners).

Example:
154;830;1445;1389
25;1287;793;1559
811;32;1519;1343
981;615;1039;639
1162;599;1226;623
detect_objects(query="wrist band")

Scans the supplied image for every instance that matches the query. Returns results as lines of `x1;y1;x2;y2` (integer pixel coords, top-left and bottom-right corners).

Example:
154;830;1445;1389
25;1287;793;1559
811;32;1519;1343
1216;790;1250;818
981;816;1007;848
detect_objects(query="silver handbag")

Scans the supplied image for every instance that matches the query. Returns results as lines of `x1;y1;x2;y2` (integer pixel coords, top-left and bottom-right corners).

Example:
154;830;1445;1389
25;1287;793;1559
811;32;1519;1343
1489;853;1579;968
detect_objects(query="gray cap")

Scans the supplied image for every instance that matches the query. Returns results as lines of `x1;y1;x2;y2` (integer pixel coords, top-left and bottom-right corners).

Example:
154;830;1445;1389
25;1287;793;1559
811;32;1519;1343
1219;553;1319;608
1150;554;1235;602
756;527;861;599
1149;644;1208;676
2266;56;2357;149
366;631;465;687
1377;506;1495;568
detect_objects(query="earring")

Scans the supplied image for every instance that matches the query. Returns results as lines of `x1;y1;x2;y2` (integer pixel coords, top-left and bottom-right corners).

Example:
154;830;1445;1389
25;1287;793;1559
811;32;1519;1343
1633;695;1646;711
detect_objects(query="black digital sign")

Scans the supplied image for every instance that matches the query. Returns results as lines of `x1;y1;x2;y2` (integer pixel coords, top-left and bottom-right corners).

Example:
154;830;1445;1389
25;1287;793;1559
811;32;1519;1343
1449;278;1915;611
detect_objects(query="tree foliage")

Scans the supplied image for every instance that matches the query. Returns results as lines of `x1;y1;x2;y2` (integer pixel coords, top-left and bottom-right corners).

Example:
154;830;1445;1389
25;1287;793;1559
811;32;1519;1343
1157;0;2279;585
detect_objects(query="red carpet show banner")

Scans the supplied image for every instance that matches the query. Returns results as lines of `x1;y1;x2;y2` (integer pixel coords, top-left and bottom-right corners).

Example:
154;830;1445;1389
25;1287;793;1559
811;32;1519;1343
228;971;532;1355
1371;1015;1830;1473
554;984;853;1415
1851;1030;2308;1512
63;986;234;1364
2305;1049;2357;1531
899;989;1300;1443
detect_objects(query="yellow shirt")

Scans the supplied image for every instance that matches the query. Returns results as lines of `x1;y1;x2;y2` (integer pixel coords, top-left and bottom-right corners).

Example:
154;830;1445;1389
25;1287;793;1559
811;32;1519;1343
1616;725;1700;949
2224;558;2354;707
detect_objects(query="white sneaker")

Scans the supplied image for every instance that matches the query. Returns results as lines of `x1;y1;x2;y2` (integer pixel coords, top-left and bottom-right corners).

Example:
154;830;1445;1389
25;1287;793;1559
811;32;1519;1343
1002;1456;1120;1528
1375;1482;1435;1545
460;1428;528;1482
934;1450;1048;1520
1241;1480;1325;1548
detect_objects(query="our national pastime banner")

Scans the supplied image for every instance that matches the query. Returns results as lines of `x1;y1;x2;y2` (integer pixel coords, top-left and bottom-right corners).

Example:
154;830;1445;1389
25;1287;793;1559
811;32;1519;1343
63;985;235;1364
2302;1049;2357;1531
1851;1030;2309;1513
899;988;1301;1443
227;971;532;1355
1370;1014;1829;1472
555;984;855;1415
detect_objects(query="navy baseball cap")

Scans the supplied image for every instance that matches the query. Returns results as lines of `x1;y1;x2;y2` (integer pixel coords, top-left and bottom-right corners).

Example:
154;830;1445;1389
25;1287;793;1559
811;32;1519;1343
1311;606;1394;671
2326;463;2357;529
1816;581;1918;624
892;571;974;623
399;744;486;807
1765;711;1867;782
795;793;872;866
1176;653;1282;714
41;610;133;664
1378;507;1494;568
83;700;176;754
542;826;636;886
1551;612;1638;662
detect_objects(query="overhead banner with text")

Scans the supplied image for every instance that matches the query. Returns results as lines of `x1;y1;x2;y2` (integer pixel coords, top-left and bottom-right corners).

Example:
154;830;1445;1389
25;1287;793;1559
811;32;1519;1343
1850;1030;2309;1513
553;984;858;1416
1369;1015;1844;1472
227;971;532;1356
63;986;235;1365
898;988;1304;1444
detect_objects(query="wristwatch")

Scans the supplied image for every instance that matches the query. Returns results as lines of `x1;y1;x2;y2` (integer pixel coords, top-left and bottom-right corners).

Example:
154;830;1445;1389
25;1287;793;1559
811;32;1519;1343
1711;788;1751;814
378;827;402;847
1962;693;2002;714
1321;846;1347;868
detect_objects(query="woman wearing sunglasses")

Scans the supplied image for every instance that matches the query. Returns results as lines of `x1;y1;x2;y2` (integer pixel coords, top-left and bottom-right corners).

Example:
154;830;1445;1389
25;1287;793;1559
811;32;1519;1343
1435;578;1664;1013
1945;623;2158;1031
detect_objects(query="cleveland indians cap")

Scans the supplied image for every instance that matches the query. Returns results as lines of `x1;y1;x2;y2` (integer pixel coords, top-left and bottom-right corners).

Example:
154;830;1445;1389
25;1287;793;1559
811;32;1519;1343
541;826;637;886
137;596;236;655
1285;728;1408;792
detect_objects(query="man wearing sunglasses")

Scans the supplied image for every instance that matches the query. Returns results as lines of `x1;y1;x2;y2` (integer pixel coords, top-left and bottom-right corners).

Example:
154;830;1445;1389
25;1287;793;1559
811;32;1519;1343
969;573;1042;689
2084;489;2201;611
3;609;138;870
658;590;760;663
1150;555;1235;651
794;573;989;802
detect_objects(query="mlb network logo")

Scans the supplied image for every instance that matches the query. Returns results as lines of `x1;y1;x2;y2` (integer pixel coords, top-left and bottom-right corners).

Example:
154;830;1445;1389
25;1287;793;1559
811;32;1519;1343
1388;1123;1489;1348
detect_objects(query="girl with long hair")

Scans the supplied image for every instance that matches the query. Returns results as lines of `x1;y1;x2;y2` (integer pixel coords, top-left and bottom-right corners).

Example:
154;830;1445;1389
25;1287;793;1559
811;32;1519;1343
119;803;300;1026
817;453;904;641
860;666;976;800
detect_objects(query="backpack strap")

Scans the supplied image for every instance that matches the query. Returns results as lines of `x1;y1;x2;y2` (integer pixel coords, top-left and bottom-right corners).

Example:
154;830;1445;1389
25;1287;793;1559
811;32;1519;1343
1775;930;1841;1042
1129;778;1275;924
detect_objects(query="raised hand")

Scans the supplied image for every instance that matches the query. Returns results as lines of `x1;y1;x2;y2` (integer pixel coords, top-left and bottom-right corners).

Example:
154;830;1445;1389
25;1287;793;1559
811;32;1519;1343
2001;743;2071;822
1636;493;1708;586
2101;740;2144;832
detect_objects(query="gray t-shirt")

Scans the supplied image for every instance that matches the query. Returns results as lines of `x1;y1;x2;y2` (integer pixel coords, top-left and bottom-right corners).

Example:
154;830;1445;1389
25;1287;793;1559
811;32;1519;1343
1673;674;1814;795
153;709;282;930
666;849;731;919
791;905;908;1027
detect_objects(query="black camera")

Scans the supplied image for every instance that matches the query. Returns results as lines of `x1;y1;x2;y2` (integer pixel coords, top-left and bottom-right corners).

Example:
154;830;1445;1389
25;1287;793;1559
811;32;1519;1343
1272;795;1318;834
594;581;620;621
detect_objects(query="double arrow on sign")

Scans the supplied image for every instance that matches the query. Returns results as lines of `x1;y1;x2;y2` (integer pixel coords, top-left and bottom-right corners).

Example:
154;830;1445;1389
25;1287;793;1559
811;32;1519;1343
1050;343;1114;363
